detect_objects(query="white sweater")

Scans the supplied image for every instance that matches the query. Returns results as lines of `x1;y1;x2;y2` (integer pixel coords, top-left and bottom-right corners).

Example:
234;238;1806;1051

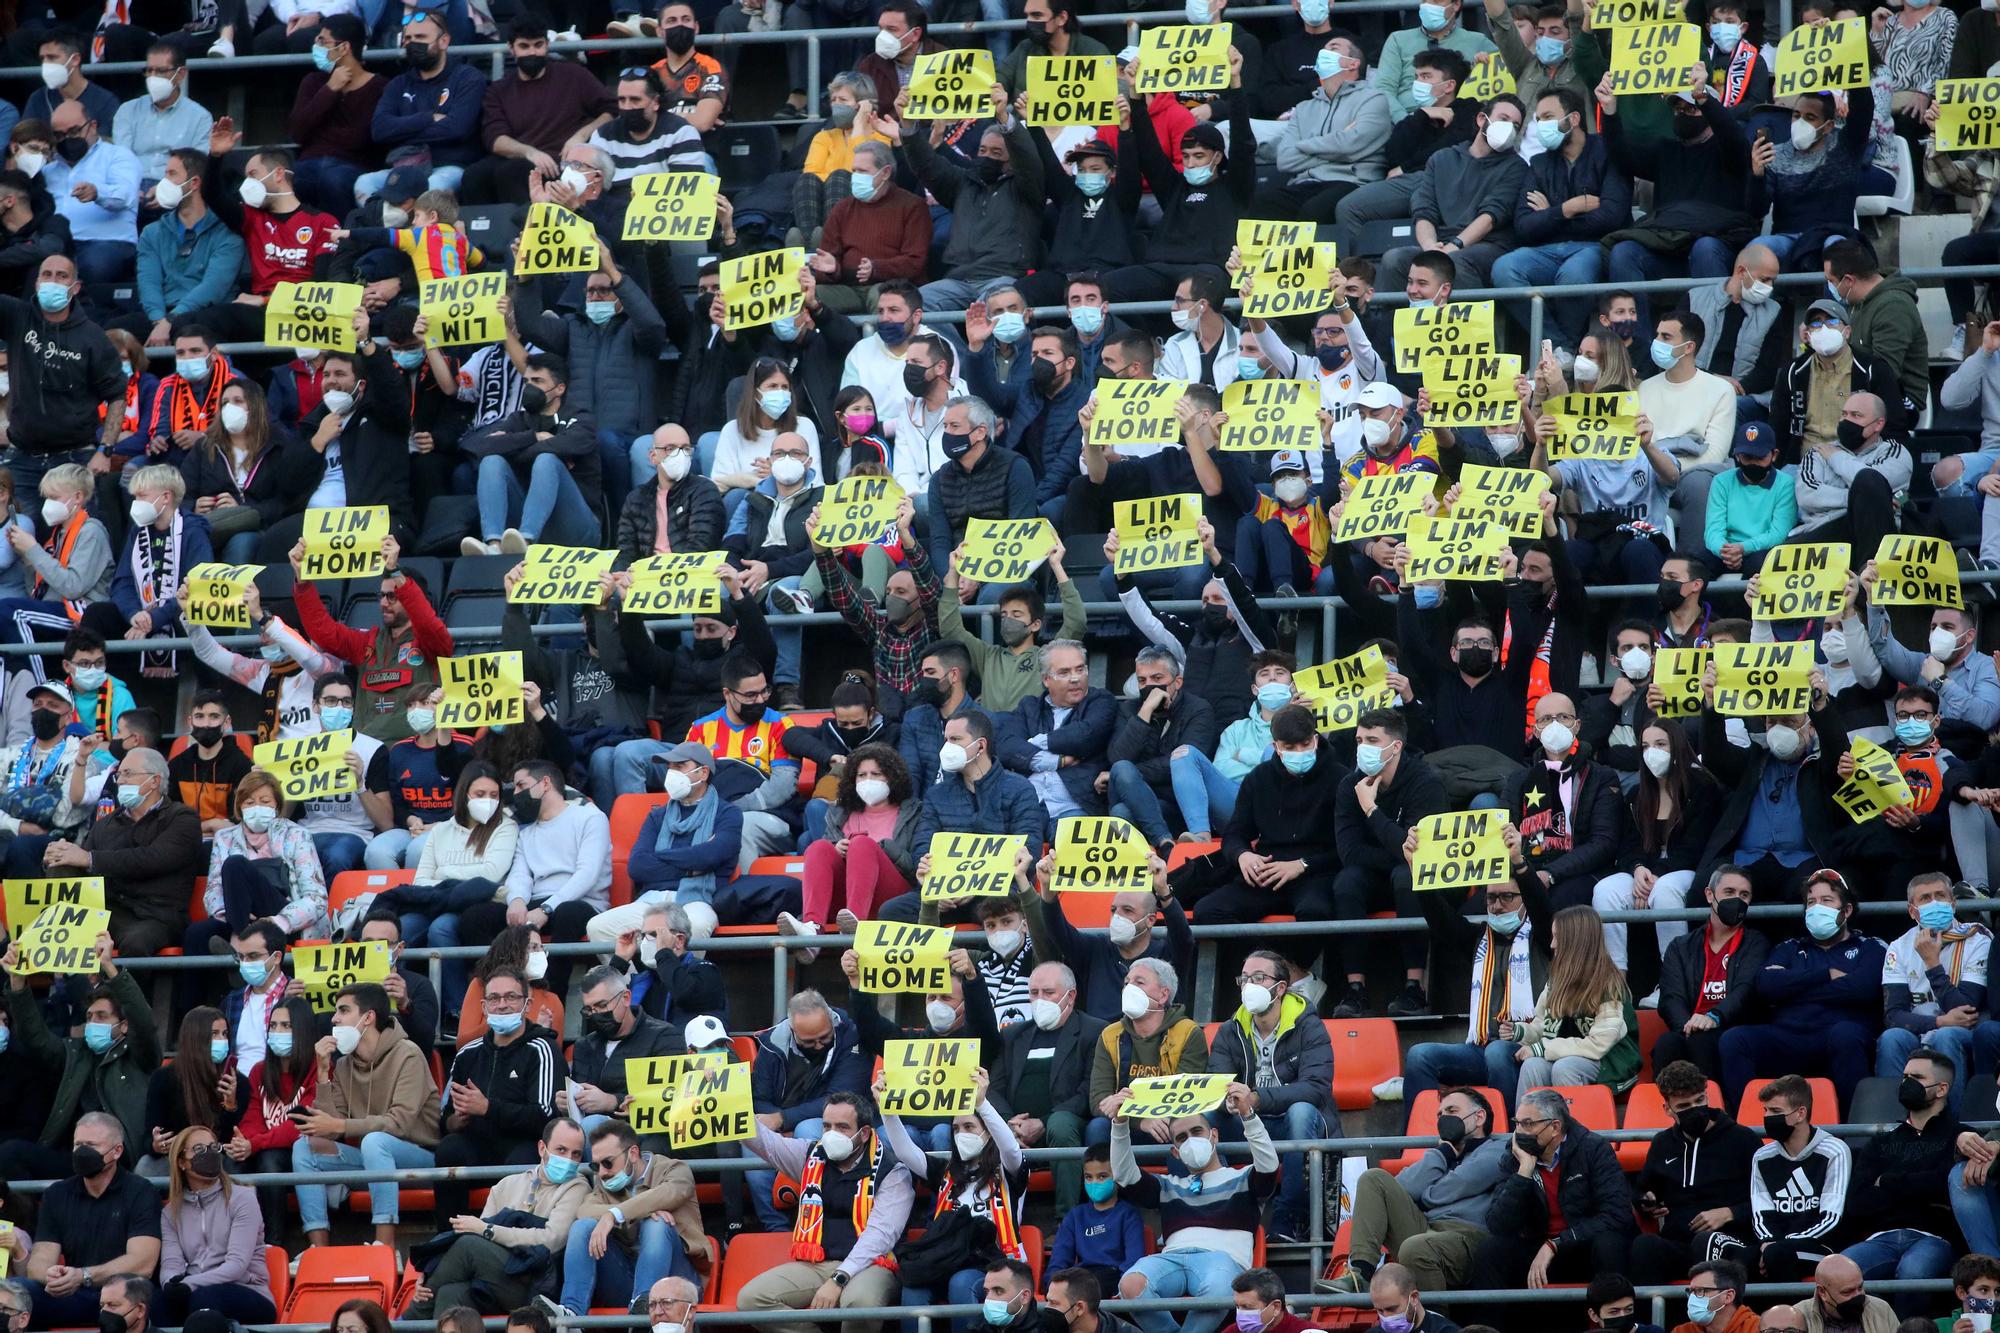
416;814;520;887
1637;368;1738;468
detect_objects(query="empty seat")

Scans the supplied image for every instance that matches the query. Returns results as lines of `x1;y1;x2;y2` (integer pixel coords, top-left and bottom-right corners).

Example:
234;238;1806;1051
1327;1019;1400;1112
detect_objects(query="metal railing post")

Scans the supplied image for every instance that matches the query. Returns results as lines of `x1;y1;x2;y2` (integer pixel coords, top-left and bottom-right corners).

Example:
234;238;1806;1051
805;34;822;117
1309;1145;1326;1278
1528;292;1544;356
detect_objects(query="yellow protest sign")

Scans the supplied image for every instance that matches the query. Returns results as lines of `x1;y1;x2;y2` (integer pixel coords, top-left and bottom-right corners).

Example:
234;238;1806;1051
1394;302;1497;373
300;506;387;580
1089;378;1186;449
1591;0;1685;25
1118;1073;1233;1121
419;272;508;348
922;832;1024;902
3;877;103;942
0;1222;15;1276
1403;516;1506;583
1606;22;1701;96
1421;353;1521;429
854;920;953;992
1333;471;1431;544
1751;543;1849;620
622;171;720;242
1873;534;1964;609
291;939;391;1011
1411;810;1511;892
667;1062;756;1148
254;730;357;803
624;1050;731;1131
1219;379;1321;454
1294;645;1397;732
1050;816;1152;893
15;904;108;975
263;281;362;351
1244;243;1338;320
508;546;618;605
958;518;1056;585
624;552;729;617
1933;79;2000;151
1461;51;1515;101
1236;219;1314;286
181;562;259;629
1547;392;1641;463
721;247;808;331
814;474;904;547
904;48;999;119
1774;17;1869;97
1113;494;1203;575
1713;641;1814;717
880;1038;980;1116
437;652;526;730
1834;736;1915;823
1653;647;1710;719
1453;464;1548;540
513;202;600;276
1025;55;1117;126
1132;23;1232;94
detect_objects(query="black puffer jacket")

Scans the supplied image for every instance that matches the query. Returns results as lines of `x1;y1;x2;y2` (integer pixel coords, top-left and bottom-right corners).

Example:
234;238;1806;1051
616;472;726;564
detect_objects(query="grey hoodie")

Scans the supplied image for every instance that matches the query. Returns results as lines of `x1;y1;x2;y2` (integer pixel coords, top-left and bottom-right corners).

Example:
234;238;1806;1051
1274;80;1394;186
1395;1132;1515;1227
1942;346;2000;453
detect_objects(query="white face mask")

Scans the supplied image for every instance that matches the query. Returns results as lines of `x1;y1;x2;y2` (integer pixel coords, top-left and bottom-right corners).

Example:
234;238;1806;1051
468;796;499;823
239;176;269;208
640;936;661;967
855;777;891;806
938;742;970;773
1240;981;1275;1015
0;373;12;398
560;167;591;195
953;1131;988;1161
1170;306;1197;332
1177;1134;1215;1170
38;61;67;90
152;176;184;210
1572;354;1599;383
1540;720;1575;756
819;1129;855;1161
1484;119;1517;150
873;27;904;59
662;767;694;800
381;205;410;228
1273;476;1309;506
321;389;356;417
1790;118;1820;151
1808;326;1846;357
525;950;549;980
40;498;69;526
985;928;1024;958
1030;997;1065;1030
1618;647;1651;680
332;1023;362;1055
771;456;807;487
1487;432;1520;458
1741;278;1773;306
220;402;249;434
145;74;176;102
1120;983;1152;1020
1107;913;1143;946
129;498;160;528
1765;724;1804;761
662;451;692;482
925;999;958;1032
1361;417;1392;448
1821;629;1848;663
1642;746;1673;778
1931;626;1961;661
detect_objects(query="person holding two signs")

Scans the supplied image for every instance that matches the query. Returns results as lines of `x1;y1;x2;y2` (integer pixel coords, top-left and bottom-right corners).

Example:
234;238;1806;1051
291;534;453;742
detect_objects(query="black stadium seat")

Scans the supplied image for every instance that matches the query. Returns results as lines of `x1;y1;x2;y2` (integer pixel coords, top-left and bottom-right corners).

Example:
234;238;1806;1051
446;553;524;605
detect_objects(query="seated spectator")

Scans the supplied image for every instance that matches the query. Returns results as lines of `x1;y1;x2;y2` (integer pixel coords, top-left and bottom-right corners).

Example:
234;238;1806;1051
783;743;918;946
1824;248;1928;432
290;982;440;1248
461;14;612;206
943;554;1084;713
0;465;114;649
1111;1084;1277;1333
1862;587;2000;733
996;638;1115;825
1207;950;1333;1240
714;360;822;504
618;424;725;565
1377;98;1528;294
377;762;515;1005
1876;872;1987;1103
1741;1077;1857;1280
1105;646;1220;857
1512;905;1638;1103
1590;719;1722;976
0;931;158;1179
1773;300;1909;456
892;85;1039;315
286;16;385;214
456;926;564;1047
1787;392;1908;559
142;1006;241;1176
906;710;1048;880
1791;1256;1896;1332
65;747;203;957
460;353;603;556
1759;87;1877;273
188;770;328;960
1837;1048;1961;1312
1469;1085;1634;1290
1492;89;1631;350
1627;1061;1761;1285
561;1118;708;1312
114;44;211;190
1250;36;1392;227
787;72;890;237
26;34;120;138
742;988;869;1233
157;1126;271;1325
363;13;486;197
1652;867;1767;1081
45;100;140;285
977;958;1106;1213
811;141;929;315
722;439;823;708
1047;1263;1140;1333
1671;1262;1759;1333
560;964;684;1136
355;912;439;1058
606;901;727;1027
0;678;95;873
129;151;242;348
1088;957;1206;1135
229;992;316;1220
432;963;563;1224
1336;1088;1511;1294
1331;708;1444;1013
1503;692;1625;910
19;1106;161;1328
409;1118;589;1317
1705;423;1795;576
364;684;470;869
1366;1264;1456;1333
167;691;252;839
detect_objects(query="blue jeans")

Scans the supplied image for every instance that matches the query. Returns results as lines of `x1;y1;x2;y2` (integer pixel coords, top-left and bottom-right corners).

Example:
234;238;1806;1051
1841;1229;1954;1317
73;240;136;284
1108;759;1172;847
559;1215;696;1313
1954;1161;2000;1255
355;164;465;201
748;1118;820;1230
1218;1101;1323;1233
1097;562;1211;612
1402;1039;1523;1116
312;831;368;880
291;155;365;214
627;433;658;490
220;529;260;563
1169;748;1239;839
899;1266;985;1333
1875;1026;1974;1114
1491;240;1603;348
1127;1249;1248;1333
291;1132;435;1229
1607;237;1735;328
596;738;672;809
364;827;430;871
477;452;600;547
768;575;806;687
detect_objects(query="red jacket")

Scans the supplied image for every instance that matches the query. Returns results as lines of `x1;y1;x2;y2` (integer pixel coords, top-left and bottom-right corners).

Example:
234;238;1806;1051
239;1063;317;1153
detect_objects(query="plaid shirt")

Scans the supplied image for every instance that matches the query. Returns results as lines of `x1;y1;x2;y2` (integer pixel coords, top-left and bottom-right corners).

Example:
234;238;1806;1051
819;540;940;697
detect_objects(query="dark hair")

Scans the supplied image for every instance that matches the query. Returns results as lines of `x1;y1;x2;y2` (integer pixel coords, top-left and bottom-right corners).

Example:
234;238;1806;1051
1083;1143;1110;1166
483;965;530;999
921;639;973;681
313;672;356;703
1049;1268;1102;1310
1952;1255;2000;1292
1655;1059;1709;1100
231;918;287;956
504;1308;554;1333
360;908;402;941
822;1089;877;1126
836;742;911;813
1760;1072;1813;1112
1598;290;1637;316
1539;85;1586;121
1105;330;1156;373
1340;257;1377;285
830;680;873;712
720;651;766;691
1248;649;1296;676
1689;1260;1747;1300
512;759;564;794
1354;708;1406;740
1485;93;1524;119
908;333;953;375
1659;307;1705;350
1894;684;1941;713
949;709;995;746
438;1309;486;1333
1585;1274;1636;1312
1411;250;1456;287
1439;1085;1494;1124
1269;704;1318;746
337;982;393;1029
166;147;207;181
63;627;106;658
120;707;163;749
1413;47;1469;83
336;1300;394;1333
985;1257;1034;1288
479;926;550;991
880;0;926;30
506;10;551;38
1184;270;1226;309
39;29;86;59
739;356;797;435
1824;239;1880;281
1636;718;1693;858
173;1005;226;1132
1031;326;1080;361
525;352;569;387
997;584;1043;620
1231;1269;1284;1303
876;278;922;311
320;12;365;47
262;993;318;1099
452;759;506;855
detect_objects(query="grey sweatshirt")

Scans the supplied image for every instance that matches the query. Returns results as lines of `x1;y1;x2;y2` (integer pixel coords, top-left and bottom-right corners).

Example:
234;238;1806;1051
20;516;113;604
1410;142;1528;238
1395;1132;1515;1228
1274;81;1394;186
1941;347;2000;453
504;792;612;911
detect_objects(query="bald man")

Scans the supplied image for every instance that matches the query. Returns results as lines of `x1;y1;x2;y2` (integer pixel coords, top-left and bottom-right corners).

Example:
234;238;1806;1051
1760;1306;1806;1333
1794;1255;1895;1333
1788;390;1909;564
1502;692;1627;910
646;1274;699;1333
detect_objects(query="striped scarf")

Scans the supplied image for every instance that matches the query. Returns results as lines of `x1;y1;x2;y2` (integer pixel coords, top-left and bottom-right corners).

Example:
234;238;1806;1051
791;1134;897;1269
933;1167;1022;1261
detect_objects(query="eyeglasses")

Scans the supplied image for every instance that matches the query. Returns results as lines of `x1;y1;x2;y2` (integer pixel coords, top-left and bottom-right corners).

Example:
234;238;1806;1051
1235;974;1282;987
581;997;621;1016
1047;666;1088;681
591;1153;626;1172
484;991;526;1010
620;65;651;78
1539;712;1578;725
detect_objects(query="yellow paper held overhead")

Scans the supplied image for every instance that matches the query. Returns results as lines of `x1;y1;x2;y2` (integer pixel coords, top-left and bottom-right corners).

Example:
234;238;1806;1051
957;518;1056;586
508;546;618;605
181;562;260;628
1773;17;1869;97
814;475;904;548
853;920;953;992
922;832;1024;902
1118;1073;1234;1120
1712;641;1814;717
1873;534;1963;608
721;247;808;331
904;49;1000;119
1333;471;1431;544
624;552;730;617
1294;644;1397;732
514;203;600;276
1546;391;1641;463
1751;543;1849;620
1453;464;1548;540
1244;243;1338;320
300;506;388;579
420;272;508;348
1219;379;1321;454
16;903;109;975
1411;810;1510;892
1652;647;1710;719
437;652;526;730
667;1063;756;1147
1132;23;1232;94
254;729;358;802
1606;22;1701;96
622;171;720;242
1089;379;1185;449
3;877;104;942
1394;302;1497;373
1049;816;1152;893
880;1038;980;1116
1402;515;1507;583
1113;493;1203;575
1025;55;1117;126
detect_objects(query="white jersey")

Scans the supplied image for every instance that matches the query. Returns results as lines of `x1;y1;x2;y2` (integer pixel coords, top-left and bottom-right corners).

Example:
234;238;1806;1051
1882;922;1991;1016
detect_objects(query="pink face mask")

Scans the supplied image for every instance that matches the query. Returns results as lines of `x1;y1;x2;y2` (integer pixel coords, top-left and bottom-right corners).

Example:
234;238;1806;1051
844;410;877;434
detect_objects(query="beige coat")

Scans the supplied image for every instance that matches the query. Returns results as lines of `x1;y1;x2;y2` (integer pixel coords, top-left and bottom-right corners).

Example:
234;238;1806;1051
320;1021;441;1149
480;1163;592;1250
1791;1294;1899;1333
576;1152;712;1271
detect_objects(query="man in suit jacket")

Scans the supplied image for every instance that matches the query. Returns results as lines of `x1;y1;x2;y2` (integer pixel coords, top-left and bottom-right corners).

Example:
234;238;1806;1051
986;959;1109;1214
996;638;1119;821
608;900;729;1027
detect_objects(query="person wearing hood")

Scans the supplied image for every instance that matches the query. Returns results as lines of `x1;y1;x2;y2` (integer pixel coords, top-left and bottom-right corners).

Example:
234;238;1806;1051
1207;951;1335;1240
408;1118;590;1318
289;981;440;1249
1088;956;1207;1142
1502;693;1627;910
1331;708;1447;1018
986;960;1109;1212
743;989;875;1233
431;964;565;1227
562;1119;711;1313
1651;867;1766;1081
1627;1062;1762;1285
1334;1089;1513;1294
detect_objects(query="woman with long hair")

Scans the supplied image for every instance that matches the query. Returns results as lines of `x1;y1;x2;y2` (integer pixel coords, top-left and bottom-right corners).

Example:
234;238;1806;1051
783;743;920;949
1508;904;1639;1105
159;1125;274;1323
231;994;318;1222
181;378;310;563
103;326;161;466
456;923;564;1047
1591;721;1724;981
197;767;330;948
142;1007;242;1177
712;358;820;501
382;760;517;1014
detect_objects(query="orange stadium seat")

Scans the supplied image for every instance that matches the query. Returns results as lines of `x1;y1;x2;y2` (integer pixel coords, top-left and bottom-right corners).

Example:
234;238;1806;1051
1738;1077;1840;1133
1618;1080;1723;1170
609;792;674;906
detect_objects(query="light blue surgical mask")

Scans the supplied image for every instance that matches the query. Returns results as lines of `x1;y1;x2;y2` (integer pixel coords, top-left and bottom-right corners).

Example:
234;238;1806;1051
758;388;793;418
545;1154;580;1183
319;705;352;732
84;1021;115;1052
1418;2;1448;29
1709;20;1740;47
1236;356;1264;380
1895;718;1933;746
1355;743;1387;776
1534;35;1567;64
175;356;208;381
993;312;1027;344
850;171;878;201
1919;901;1957;932
1281;748;1315;774
1074;169;1109;197
1184;0;1210;19
1314;49;1342;80
36;282;69;312
488;1009;526;1035
585;300;616;325
312;43;336;71
1488;909;1523;934
1084;1178;1115;1202
1409;79;1436;107
1686;1295;1715;1328
1408;297;1434;310
1413;584;1442;609
259;642;286;661
984;1301;1018;1328
1184;163;1215;185
117;783;143;810
1805;903;1842;941
268;1030;294;1057
1650;338;1681;370
392;347;424;370
1534;116;1566;148
1300;0;1329;19
772;314;800;343
74;665;109;692
238;959;269;987
602;1166;632;1192
1070;304;1103;335
1256;683;1292;712
209;1037;229;1063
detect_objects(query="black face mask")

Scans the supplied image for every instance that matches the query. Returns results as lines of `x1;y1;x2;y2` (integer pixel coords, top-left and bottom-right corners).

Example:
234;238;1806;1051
30;710;62;742
834;724;874;748
56;136;88;165
402;41;434;67
621;107;654;136
190;724;224;748
1435;1112;1467;1146
1031;357;1060;396
106;738;127;764
692;636;728;660
911;679;946;709
1836;419;1867;451
941;430;974;459
976;156;1006;184
1898;1076;1933;1111
1455;646;1494;678
189;1143;225;1177
662;24;696;53
1714;896;1749;927
585;1008;621;1038
510;788;543;824
515;53;547;76
1602;1316;1638;1333
902;362;933;396
1513;1129;1543;1156
1762;1112;1792;1141
1671;113;1706;140
1201;604;1231;633
72;1144;106;1177
1656;579;1686;611
520;384;548;414
1674;1107;1710;1136
97;1311;125;1333
1737;462;1770;484
1833;1297;1868;1323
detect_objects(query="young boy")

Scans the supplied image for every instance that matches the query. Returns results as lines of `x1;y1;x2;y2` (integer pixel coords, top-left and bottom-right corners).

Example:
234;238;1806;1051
1939;1254;2000;1333
1237;451;1334;598
334;188;484;282
1049;1145;1146;1298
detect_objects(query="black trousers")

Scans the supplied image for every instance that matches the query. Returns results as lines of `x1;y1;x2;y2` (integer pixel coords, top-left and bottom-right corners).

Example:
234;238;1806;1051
1651;1026;1725;1084
1465;1229;1632;1330
459;899;597;1000
1329;863;1426;979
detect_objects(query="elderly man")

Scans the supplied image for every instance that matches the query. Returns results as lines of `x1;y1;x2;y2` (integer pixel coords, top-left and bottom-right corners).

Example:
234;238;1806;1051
998;638;1116;823
1792;1255;1896;1333
1503;692;1625;910
1088;957;1206;1138
1470;1087;1634;1291
1761;1309;1807;1333
1032;852;1194;1024
55;747;201;958
561;965;683;1139
643;1277;700;1333
746;990;869;1233
923;394;1037;573
988;959;1109;1211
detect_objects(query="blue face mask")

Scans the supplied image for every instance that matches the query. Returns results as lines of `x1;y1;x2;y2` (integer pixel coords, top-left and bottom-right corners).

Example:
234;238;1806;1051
391;347;424;370
1686;1295;1715;1328
1709;20;1740;47
1256;682;1292;712
268;1030;294;1057
1236;356;1264;381
993;312;1028;344
84;1021;115;1053
1534;116;1566;147
1418;1;1448;28
1895;718;1933;746
772;315;799;343
319;705;353;732
1074;169;1109;197
0;1025;11;1053
1300;0;1329;19
1919;901;1957;932
209;1037;229;1063
1805;903;1842;941
985;1300;1018;1327
1354;743;1387;776
1488;910;1523;934
1534;35;1567;64
175;356;208;381
488;1009;526;1035
1650;338;1681;371
1408;297;1434;310
601;1166;632;1192
876;319;909;346
1184;163;1215;186
850;171;878;201
1280;747;1316;774
545;1154;580;1183
238;958;269;987
758;388;793;419
36;282;69;313
1069;305;1103;335
585;300;616;325
312;43;336;70
1409;78;1436;107
1314;49;1342;80
1413;584;1442;610
1084;1178;1116;1203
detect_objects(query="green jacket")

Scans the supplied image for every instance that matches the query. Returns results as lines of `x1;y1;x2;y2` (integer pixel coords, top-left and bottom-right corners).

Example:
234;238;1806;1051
939;574;1087;713
998;32;1113;99
8;967;160;1159
1849;271;1930;418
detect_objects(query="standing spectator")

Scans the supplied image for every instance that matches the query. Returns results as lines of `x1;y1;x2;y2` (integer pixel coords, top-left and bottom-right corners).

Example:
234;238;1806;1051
0;259;124;509
1330;709;1445;1015
293;537;452;741
587;70;707;189
364;13;487;197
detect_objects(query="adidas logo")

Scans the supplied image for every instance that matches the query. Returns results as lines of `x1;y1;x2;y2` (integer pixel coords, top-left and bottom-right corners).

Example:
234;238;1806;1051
1769;1165;1821;1213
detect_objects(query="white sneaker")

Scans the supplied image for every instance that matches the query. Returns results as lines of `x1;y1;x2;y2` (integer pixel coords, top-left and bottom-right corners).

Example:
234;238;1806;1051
1373;1076;1405;1103
500;527;529;555
461;536;498;557
1948;325;1969;362
1638;988;1661;1010
606;13;655;35
777;912;820;964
